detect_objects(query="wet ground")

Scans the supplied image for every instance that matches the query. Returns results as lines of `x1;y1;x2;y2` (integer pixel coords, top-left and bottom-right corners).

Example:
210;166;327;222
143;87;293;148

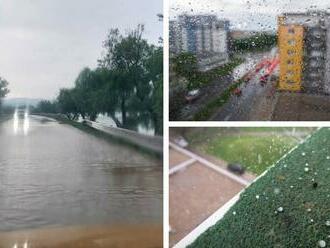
212;50;277;121
272;92;330;121
0;115;162;246
179;75;232;120
169;145;251;247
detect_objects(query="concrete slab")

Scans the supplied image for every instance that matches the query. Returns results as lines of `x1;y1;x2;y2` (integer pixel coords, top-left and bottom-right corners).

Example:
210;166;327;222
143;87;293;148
169;162;243;247
272;92;330;121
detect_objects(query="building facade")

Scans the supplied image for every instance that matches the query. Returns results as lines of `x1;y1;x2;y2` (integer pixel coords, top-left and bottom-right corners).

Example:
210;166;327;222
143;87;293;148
170;15;230;71
278;12;330;94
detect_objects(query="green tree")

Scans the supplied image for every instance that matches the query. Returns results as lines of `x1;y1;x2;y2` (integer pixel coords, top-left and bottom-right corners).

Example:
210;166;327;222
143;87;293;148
99;25;150;128
73;67;105;121
57;88;79;120
35;100;58;113
0;77;9;111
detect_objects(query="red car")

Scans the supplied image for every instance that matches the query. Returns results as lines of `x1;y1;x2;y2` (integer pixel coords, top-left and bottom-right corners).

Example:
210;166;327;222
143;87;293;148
260;74;269;86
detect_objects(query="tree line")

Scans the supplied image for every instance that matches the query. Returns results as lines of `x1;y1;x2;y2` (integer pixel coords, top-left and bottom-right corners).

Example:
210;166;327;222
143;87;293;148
35;25;163;135
230;33;277;53
0;77;9;113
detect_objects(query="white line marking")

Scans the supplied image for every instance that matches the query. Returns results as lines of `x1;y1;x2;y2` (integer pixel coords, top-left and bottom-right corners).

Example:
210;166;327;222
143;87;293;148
169;158;196;176
169;142;250;186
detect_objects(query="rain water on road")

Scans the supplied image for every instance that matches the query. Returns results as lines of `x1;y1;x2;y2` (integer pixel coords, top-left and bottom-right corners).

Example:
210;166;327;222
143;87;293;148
0;115;162;232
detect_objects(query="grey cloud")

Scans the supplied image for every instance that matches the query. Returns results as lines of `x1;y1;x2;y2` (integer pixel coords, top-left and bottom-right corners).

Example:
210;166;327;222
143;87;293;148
0;0;162;99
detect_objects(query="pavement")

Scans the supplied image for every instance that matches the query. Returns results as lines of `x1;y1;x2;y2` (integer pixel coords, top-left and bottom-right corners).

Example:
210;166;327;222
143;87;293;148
211;74;277;121
211;50;278;121
169;143;254;247
271;92;330;121
179;75;232;121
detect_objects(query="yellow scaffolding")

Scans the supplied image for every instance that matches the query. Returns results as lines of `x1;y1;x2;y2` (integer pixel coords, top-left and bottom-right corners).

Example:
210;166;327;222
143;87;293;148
278;23;304;91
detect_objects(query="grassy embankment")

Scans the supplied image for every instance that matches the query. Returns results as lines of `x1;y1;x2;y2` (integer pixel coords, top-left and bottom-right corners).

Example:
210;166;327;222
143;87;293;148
185;127;315;175
189;128;330;248
192;78;245;120
170;56;244;120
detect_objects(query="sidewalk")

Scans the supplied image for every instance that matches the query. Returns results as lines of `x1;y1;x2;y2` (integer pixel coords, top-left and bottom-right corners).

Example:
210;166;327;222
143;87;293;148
169;143;253;247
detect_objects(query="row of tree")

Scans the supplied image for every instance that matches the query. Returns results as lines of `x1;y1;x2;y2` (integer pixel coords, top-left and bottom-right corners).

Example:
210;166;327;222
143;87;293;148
0;77;9;112
230;33;277;53
35;25;163;135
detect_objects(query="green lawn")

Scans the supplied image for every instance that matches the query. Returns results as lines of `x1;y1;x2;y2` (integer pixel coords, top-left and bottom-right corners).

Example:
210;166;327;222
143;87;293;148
189;128;330;248
205;135;297;175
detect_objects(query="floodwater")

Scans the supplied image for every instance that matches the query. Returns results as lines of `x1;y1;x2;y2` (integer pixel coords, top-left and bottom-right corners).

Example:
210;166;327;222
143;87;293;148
0;115;162;233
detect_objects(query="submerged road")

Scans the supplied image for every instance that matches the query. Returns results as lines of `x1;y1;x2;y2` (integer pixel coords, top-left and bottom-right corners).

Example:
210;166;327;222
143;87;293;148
0;115;162;232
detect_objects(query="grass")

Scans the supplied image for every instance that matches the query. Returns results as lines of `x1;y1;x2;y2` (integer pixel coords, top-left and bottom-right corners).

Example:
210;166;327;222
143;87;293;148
193;79;244;120
189;127;330;248
205;135;297;175
184;127;315;146
197;58;244;85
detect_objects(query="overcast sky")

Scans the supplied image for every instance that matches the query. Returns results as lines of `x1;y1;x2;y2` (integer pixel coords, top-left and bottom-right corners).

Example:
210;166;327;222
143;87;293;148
170;0;330;30
0;0;162;99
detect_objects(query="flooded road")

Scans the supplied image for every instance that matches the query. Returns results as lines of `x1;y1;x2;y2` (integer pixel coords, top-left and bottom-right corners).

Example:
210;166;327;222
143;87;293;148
0;115;162;232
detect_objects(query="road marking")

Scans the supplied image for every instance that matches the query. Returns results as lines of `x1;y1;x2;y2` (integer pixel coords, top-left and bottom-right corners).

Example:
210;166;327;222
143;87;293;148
169;158;196;176
169;142;250;186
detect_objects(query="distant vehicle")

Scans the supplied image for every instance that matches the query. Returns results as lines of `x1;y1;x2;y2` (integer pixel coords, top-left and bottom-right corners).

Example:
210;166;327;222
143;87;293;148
15;106;28;118
185;89;201;103
227;163;245;175
260;74;269;86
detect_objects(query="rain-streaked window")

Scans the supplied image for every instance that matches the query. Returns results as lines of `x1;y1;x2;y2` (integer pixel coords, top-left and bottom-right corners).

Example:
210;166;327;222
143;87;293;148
169;0;330;122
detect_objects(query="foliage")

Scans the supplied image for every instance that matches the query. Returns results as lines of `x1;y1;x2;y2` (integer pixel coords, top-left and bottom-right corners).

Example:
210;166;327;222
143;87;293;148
97;24;163;133
172;53;243;90
189;128;330;248
57;88;79;120
35;100;58;114
193;79;245;120
206;135;296;175
169;83;187;121
0;77;9;111
172;52;198;78
40;25;163;135
231;33;277;53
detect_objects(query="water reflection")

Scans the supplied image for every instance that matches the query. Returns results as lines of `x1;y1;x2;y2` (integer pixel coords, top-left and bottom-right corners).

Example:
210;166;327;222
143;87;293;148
13;110;18;134
12;242;29;248
0;116;162;232
23;112;30;135
12;108;30;135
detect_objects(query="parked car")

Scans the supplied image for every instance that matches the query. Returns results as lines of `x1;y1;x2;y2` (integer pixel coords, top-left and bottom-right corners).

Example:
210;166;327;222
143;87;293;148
227;163;245;175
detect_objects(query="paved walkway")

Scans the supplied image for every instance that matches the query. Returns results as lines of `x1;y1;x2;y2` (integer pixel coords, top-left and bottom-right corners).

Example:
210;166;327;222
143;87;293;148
272;92;330;121
169;143;254;247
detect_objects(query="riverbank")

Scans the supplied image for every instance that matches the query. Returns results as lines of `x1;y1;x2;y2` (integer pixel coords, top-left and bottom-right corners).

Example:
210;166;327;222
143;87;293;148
34;113;163;158
0;224;162;248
